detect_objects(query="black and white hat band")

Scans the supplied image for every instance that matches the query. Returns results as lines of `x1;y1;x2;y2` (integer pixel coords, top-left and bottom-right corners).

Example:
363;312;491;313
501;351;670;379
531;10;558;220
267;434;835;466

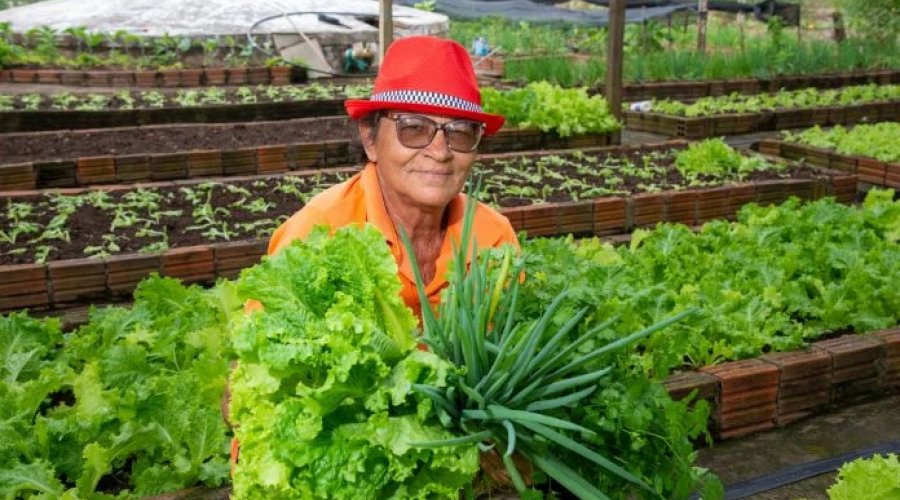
369;90;484;113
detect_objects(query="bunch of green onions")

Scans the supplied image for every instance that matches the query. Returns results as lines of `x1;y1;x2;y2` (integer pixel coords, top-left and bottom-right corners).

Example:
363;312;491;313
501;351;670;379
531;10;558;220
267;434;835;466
401;191;696;499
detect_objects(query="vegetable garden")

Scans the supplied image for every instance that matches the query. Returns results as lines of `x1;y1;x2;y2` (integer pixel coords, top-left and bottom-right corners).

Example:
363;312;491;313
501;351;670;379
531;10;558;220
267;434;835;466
1;3;899;500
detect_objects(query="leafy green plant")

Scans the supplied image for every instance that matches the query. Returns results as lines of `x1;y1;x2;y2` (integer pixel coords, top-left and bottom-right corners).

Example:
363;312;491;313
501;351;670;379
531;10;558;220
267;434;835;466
650;84;900;117
518;189;900;373
229;225;476;499
0;200;39;244
20;93;42;111
140;90;166;108
782;122;900;162
483;82;620;137
201;36;220;67
29;25;59;61
0;277;235;498
413;0;436;11
827;453;900;500
674;139;783;180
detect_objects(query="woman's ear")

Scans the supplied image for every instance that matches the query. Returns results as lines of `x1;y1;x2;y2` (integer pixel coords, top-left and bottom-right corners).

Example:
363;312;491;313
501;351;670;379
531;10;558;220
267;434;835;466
358;121;378;163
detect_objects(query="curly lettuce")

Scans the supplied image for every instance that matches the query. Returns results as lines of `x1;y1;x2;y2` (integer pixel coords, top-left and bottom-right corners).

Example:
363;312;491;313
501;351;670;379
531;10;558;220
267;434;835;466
229;225;478;499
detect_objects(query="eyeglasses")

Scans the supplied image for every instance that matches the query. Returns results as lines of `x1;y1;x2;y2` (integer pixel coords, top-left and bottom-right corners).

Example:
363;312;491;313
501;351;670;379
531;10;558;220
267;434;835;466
383;114;485;153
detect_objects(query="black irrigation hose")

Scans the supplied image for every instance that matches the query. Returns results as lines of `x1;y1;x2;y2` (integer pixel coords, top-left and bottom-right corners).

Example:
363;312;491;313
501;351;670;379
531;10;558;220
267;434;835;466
690;440;900;500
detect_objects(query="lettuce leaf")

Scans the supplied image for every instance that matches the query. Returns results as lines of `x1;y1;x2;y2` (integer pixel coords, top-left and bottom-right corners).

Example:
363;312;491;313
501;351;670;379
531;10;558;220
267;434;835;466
230;225;477;499
828;453;900;500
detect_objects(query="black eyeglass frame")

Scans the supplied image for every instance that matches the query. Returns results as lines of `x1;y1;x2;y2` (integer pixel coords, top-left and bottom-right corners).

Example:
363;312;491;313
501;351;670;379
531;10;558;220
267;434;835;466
381;113;486;153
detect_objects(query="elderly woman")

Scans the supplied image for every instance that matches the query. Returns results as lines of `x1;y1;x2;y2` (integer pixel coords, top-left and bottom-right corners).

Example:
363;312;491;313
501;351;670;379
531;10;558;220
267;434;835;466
227;36;520;470
267;36;518;316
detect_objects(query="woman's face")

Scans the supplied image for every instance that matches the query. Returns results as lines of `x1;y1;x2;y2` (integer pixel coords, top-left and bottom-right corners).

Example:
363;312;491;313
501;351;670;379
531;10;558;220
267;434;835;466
360;111;480;212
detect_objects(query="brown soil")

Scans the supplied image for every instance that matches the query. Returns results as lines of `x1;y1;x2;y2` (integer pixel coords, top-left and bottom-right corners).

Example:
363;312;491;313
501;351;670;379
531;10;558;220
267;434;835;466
0;145;826;266
1;172;353;265
478;144;818;207
0;117;356;164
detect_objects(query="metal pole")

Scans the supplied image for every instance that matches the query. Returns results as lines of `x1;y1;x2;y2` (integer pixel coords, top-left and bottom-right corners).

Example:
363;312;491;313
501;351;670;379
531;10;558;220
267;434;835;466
379;0;393;64
697;0;708;53
606;0;625;121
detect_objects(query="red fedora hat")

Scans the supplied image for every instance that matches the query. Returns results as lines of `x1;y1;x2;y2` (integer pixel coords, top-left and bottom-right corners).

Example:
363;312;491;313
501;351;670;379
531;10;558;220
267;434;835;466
344;36;505;135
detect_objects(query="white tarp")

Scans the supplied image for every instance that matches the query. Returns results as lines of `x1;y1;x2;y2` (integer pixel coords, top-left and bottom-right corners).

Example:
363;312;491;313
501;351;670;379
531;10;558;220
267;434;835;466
0;0;448;37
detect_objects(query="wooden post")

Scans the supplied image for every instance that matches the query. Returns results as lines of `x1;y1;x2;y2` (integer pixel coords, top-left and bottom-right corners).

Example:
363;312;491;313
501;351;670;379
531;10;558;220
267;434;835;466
738;11;745;53
832;10;846;42
667;12;673;50
606;0;625;121
379;0;393;64
697;0;708;53
640;6;647;52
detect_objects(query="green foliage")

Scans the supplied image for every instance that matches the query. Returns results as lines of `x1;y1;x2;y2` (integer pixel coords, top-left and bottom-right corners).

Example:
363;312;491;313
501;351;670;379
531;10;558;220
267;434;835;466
229;225;477;499
412;0;436;12
783;122;900;162
0;83;373;111
0;276;236;499
833;0;899;43
650;84;900;117
674;139;784;180
827;453;900;500
518;190;900;374
499;37;898;85
3;188;898;499
504;56;606;88
482;82;621;137
449;17;603;57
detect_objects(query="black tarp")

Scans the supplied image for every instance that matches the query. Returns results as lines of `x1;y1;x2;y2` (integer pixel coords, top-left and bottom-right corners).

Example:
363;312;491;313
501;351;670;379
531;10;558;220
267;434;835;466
419;0;799;26
395;0;695;25
571;0;801;25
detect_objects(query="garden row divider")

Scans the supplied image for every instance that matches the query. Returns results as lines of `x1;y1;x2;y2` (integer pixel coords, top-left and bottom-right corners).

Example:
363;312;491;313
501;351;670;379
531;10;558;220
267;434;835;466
0;167;857;313
624;100;899;139
756;138;900;189
0;65;293;87
0;128;622;191
665;327;900;440
593;68;900;102
0;98;348;133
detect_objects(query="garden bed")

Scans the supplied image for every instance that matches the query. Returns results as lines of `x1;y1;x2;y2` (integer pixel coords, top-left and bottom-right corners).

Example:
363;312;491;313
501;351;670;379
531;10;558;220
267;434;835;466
0;121;620;190
757;139;900;189
4;188;896;499
595;68;900;102
665;328;900;440
0;65;296;87
625;100;898;139
0;96;348;132
0;142;857;312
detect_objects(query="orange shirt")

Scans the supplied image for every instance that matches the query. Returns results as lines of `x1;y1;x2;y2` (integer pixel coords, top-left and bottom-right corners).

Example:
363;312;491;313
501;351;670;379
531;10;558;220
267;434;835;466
268;162;519;317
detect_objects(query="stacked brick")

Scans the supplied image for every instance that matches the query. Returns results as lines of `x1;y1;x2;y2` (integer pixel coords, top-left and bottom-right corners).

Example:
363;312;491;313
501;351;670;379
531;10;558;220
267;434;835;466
663;332;899;441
